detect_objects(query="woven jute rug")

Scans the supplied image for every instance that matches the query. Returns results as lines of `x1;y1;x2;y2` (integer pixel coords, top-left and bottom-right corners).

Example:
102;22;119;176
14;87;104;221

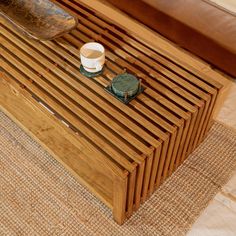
1;110;236;236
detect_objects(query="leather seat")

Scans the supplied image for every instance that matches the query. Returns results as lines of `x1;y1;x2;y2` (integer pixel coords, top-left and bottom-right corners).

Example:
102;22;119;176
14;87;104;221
105;0;236;77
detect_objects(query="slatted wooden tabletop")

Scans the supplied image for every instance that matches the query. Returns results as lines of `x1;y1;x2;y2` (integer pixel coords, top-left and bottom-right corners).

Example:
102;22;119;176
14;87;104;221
0;0;223;224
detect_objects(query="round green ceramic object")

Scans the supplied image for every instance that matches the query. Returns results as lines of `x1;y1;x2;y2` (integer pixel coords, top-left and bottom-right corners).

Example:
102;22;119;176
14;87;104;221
111;73;139;98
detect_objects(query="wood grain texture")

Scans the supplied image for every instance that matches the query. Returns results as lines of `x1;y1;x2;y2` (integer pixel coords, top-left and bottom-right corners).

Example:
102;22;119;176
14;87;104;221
0;0;224;224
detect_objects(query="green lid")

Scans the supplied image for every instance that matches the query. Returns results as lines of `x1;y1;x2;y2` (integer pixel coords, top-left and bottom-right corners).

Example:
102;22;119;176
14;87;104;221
111;73;139;98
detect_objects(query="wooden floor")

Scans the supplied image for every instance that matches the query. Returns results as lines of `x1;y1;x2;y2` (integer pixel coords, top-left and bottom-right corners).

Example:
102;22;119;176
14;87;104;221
0;0;223;224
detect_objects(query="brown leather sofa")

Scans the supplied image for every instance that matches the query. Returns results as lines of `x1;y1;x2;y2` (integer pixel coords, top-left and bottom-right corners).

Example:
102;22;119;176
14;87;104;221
105;0;236;77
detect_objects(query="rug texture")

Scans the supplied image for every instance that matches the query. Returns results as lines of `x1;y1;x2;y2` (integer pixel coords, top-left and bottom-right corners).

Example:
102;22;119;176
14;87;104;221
1;110;236;236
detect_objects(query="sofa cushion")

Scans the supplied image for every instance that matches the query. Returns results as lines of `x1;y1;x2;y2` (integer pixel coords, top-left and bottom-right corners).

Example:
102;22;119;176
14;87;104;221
105;0;236;77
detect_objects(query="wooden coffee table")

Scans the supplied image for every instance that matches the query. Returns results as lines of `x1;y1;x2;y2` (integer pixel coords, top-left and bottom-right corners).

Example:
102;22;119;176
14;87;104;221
0;0;223;224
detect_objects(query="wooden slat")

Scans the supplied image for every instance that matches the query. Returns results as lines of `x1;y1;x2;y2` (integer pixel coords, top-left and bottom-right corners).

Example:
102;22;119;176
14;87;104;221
126;163;137;217
62;28;202;170
0;26;153;157
113;175;128;224
134;160;145;210
71;23;210;156
148;146;161;195
77;0;224;88
53;35;189;178
141;150;154;203
0;25;161;154
0;46;135;171
0;74;127;209
0;0;223;224
59;0;220;156
2;47;136;224
75;0;221;148
0;21;153;221
0;22;166;214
